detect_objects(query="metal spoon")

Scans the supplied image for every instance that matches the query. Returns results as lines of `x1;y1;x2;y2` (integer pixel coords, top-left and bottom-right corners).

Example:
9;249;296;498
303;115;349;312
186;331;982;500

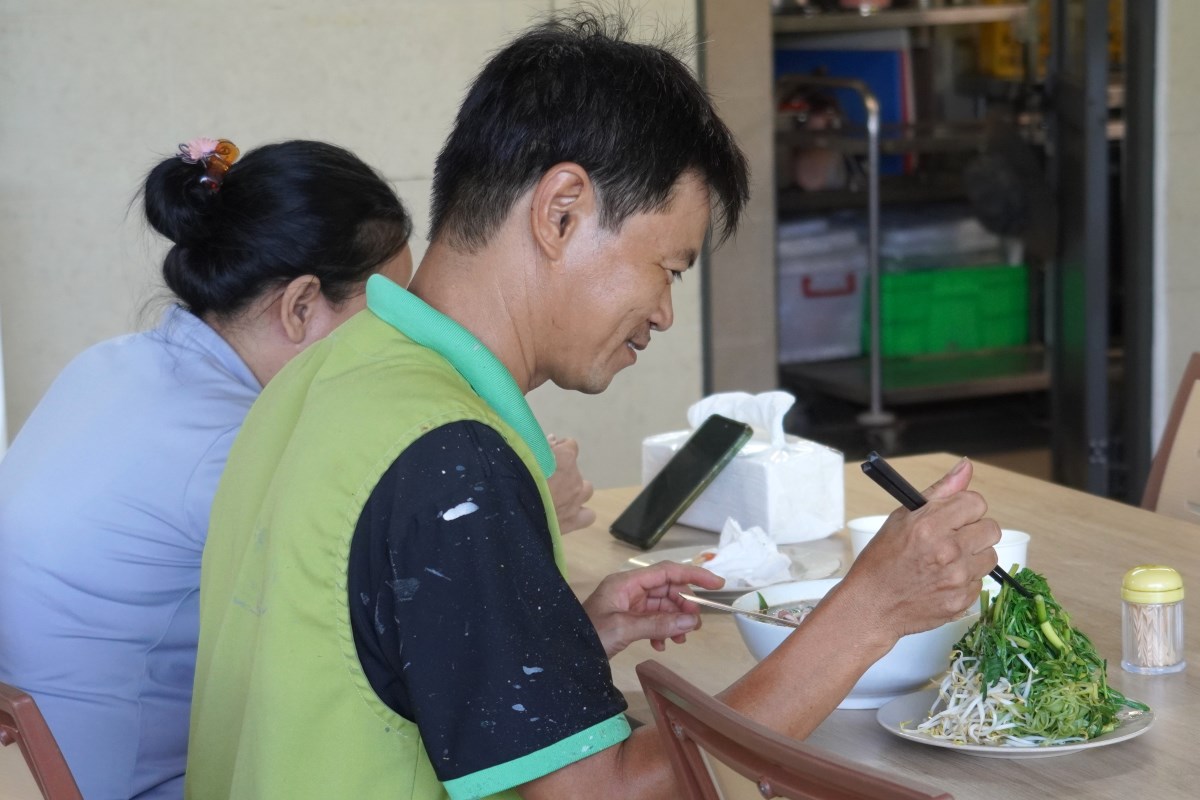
677;592;805;629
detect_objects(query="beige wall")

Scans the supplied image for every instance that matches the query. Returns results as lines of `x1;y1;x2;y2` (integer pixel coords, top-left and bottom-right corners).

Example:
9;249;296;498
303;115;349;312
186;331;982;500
0;0;703;488
700;0;778;395
1157;0;1200;440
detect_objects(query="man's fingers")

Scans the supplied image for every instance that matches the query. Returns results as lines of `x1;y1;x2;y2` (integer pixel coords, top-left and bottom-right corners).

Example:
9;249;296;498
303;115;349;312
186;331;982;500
572;507;596;531
550;436;580;460
649;562;725;591
960;519;1002;579
629;613;700;645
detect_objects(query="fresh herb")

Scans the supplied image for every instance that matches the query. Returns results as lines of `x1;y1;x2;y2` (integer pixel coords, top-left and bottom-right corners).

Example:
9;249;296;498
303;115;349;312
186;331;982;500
915;567;1148;746
756;591;769;613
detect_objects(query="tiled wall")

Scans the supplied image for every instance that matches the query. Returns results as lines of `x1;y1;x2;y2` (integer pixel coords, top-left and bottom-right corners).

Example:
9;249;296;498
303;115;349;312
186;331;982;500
0;0;702;488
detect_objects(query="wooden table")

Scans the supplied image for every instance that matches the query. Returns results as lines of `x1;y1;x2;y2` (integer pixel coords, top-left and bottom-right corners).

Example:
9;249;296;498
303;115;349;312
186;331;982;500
564;453;1199;798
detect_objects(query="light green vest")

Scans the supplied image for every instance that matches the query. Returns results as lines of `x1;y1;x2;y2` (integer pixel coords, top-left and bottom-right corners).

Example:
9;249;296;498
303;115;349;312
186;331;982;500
186;285;566;799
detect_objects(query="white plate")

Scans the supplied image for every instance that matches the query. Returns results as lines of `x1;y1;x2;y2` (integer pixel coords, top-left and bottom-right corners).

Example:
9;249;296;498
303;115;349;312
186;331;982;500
876;687;1155;759
625;544;842;603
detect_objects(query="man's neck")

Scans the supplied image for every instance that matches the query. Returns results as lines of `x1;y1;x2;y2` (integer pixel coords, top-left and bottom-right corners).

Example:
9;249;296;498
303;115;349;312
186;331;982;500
407;236;541;394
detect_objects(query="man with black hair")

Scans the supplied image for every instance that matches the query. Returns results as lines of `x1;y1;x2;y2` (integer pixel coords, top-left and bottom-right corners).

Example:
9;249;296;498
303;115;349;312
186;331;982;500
188;12;999;800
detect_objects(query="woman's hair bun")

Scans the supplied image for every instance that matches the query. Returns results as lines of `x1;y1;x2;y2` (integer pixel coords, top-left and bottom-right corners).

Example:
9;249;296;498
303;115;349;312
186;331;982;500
142;156;220;247
142;139;412;320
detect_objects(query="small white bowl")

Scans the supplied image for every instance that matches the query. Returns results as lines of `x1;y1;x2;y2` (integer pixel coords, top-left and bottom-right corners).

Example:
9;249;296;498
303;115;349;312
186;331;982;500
984;529;1030;596
732;578;977;709
847;515;889;558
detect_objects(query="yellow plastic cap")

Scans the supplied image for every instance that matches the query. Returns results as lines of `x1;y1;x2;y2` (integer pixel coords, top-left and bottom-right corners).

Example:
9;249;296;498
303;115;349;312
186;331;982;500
1122;565;1185;604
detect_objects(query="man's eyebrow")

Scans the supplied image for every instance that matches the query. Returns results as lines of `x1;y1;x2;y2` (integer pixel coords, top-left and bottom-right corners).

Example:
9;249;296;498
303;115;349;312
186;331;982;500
675;249;698;267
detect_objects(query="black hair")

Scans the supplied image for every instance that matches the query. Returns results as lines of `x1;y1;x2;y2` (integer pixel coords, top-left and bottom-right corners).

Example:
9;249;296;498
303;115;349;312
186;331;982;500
429;10;749;252
143;140;412;319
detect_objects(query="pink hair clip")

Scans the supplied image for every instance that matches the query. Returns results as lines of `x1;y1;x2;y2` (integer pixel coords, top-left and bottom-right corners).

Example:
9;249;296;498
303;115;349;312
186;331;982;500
178;137;222;163
176;137;241;191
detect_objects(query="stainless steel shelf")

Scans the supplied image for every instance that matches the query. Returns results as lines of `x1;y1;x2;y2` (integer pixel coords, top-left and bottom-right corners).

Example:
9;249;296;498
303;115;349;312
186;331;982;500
776;120;991;155
778;346;1050;407
777;174;965;214
773;4;1029;36
772;5;1044;422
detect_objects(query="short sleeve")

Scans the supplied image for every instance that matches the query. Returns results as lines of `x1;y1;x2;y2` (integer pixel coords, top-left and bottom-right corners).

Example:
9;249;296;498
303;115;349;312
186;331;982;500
348;421;629;798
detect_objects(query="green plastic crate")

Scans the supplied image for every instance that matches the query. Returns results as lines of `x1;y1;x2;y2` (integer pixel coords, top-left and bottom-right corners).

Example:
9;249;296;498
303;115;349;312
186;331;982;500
862;264;1029;357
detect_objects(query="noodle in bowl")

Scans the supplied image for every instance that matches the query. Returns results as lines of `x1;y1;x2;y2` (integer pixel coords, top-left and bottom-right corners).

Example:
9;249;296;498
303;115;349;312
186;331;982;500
733;579;979;709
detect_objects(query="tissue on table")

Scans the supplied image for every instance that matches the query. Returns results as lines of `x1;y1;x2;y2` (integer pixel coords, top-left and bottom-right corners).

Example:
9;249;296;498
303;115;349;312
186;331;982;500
700;519;793;590
642;391;843;543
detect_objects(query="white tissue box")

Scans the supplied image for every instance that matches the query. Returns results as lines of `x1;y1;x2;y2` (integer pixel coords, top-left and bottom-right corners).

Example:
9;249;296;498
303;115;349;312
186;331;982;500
641;431;844;543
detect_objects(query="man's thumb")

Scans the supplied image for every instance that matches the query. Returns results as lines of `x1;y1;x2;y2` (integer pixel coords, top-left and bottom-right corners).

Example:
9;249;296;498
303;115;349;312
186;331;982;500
923;457;972;501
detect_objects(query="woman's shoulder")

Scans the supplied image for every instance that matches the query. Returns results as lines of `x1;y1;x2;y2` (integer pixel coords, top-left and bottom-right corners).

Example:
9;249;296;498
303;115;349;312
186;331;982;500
21;317;257;449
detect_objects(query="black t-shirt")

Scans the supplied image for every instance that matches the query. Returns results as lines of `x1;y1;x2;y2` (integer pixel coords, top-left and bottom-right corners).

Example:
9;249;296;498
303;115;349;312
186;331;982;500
348;420;628;787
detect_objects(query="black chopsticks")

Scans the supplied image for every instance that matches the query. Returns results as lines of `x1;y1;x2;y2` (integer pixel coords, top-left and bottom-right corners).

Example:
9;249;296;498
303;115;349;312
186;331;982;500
860;452;1033;598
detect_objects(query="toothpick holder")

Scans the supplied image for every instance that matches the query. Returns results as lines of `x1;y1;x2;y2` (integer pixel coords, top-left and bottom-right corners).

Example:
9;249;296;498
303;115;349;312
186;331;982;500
1121;565;1186;675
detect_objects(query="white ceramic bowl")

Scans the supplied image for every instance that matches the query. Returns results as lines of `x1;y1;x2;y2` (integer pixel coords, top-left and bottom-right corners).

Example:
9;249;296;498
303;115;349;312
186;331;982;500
732;578;978;709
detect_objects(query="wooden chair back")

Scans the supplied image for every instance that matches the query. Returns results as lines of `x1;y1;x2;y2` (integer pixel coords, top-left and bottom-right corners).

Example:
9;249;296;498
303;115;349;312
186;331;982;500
0;682;82;800
1142;352;1200;523
636;660;952;800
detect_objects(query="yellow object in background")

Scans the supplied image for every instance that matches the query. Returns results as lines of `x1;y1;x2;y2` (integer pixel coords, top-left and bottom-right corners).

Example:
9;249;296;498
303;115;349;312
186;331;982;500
977;0;1124;80
978;0;1028;80
1109;0;1125;68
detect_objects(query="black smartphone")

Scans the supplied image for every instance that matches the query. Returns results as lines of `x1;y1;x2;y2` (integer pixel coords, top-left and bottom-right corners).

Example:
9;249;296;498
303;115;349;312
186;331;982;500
609;413;753;550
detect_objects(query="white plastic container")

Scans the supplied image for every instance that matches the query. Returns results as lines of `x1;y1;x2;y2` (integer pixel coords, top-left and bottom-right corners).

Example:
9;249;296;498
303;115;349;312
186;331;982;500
778;245;867;363
777;228;859;259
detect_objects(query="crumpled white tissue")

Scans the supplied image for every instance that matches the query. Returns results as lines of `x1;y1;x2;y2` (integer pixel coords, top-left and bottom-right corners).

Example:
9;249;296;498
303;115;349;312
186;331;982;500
700;518;793;590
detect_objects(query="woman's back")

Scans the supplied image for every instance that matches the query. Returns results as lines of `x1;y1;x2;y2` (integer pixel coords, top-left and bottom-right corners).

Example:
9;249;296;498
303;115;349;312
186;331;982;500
0;306;260;799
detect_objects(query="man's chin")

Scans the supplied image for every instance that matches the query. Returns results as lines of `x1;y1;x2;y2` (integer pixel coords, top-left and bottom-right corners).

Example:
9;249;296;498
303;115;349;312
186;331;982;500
553;370;618;395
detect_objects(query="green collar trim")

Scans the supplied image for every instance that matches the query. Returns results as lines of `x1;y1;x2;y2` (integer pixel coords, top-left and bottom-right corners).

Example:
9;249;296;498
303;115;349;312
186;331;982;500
365;274;555;477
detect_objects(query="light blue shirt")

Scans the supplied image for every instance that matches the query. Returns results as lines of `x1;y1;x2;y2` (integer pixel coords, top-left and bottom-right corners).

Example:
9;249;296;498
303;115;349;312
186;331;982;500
0;306;260;800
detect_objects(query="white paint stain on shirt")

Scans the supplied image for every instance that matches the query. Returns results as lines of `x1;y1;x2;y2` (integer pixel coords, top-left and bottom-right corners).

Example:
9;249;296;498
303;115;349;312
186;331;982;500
389;577;420;601
440;501;479;521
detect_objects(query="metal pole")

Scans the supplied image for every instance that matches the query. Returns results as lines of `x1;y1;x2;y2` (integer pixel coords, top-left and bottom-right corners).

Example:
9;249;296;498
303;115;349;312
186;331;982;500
775;76;895;427
858;88;894;427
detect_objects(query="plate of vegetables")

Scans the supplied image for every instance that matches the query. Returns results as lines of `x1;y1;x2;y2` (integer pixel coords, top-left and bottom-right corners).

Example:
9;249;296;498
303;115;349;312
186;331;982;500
876;568;1154;758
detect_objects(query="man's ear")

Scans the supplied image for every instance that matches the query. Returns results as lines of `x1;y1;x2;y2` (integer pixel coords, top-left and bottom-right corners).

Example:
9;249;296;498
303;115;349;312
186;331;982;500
278;275;324;344
529;163;593;262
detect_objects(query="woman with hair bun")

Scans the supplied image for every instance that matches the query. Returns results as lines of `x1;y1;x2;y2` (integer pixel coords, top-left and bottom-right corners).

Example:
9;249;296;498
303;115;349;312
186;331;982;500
0;138;417;799
0;137;595;800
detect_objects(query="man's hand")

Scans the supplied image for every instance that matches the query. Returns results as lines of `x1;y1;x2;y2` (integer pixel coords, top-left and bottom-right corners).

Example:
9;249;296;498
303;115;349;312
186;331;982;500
546;435;596;533
582;563;724;658
839;458;1001;643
